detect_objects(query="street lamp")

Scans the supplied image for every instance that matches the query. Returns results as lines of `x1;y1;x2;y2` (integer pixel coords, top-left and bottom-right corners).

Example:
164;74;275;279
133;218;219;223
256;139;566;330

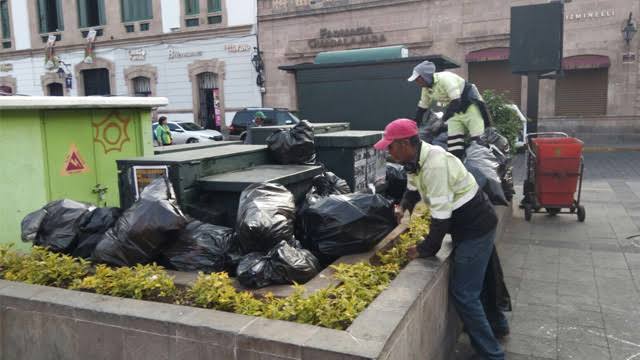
622;12;637;46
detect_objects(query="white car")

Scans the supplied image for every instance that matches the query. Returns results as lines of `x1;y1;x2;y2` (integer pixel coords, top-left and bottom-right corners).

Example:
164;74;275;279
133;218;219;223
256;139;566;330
152;121;223;145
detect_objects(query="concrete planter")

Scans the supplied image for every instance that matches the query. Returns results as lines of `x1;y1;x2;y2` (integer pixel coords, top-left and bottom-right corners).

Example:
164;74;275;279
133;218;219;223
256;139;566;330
0;206;511;360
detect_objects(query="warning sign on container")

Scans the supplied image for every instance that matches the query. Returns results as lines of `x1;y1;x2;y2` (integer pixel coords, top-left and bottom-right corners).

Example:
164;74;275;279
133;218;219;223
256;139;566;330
61;144;90;176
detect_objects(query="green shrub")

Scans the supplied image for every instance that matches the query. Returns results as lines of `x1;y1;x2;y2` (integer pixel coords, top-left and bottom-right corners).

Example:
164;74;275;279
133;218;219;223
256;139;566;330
2;246;90;288
483;89;523;152
72;264;177;301
184;272;262;314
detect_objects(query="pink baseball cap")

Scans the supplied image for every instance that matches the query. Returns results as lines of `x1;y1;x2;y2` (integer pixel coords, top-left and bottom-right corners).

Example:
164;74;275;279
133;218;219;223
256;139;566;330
374;119;419;150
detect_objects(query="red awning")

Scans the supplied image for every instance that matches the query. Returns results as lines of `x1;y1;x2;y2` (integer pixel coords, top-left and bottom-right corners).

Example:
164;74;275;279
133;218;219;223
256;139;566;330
562;55;610;70
465;48;510;63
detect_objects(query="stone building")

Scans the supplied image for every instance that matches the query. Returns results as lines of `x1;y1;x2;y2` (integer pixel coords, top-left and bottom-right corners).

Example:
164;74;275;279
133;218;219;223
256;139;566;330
0;0;262;129
258;0;640;143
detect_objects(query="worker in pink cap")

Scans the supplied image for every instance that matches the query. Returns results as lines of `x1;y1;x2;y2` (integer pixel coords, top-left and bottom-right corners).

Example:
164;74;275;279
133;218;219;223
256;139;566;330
375;118;506;360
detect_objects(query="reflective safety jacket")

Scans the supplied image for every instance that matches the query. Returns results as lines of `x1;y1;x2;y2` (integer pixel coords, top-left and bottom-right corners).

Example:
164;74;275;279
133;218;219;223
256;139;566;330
418;71;465;109
406;141;497;256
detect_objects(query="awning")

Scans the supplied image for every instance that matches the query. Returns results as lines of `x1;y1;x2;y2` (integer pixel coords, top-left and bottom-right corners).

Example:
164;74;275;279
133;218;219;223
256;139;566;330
562;55;610;70
465;47;510;63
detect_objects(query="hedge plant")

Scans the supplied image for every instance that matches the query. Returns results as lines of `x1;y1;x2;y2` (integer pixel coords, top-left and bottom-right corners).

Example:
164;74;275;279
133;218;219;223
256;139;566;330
1;208;432;330
483;89;524;152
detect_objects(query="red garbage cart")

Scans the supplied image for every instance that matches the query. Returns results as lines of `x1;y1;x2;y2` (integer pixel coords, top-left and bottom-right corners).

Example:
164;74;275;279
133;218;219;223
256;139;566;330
522;132;585;222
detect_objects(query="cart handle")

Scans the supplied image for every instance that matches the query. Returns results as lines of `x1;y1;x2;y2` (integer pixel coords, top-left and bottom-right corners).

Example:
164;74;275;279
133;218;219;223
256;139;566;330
526;132;569;158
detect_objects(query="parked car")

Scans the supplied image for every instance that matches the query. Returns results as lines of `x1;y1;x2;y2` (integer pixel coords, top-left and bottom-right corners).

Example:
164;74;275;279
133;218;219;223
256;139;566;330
228;108;301;141
152;121;223;145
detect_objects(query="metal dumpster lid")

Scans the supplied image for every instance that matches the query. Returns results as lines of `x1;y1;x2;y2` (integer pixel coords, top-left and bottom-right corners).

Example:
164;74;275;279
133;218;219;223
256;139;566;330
254;122;350;133
198;164;323;192
315;130;383;148
153;141;242;155
117;144;267;165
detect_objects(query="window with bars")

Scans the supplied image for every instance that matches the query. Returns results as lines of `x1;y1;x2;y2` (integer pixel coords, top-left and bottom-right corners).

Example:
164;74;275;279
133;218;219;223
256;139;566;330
133;76;151;97
185;0;199;15
208;0;222;12
1;0;10;41
78;0;106;28
47;82;64;96
121;0;152;22
37;0;64;33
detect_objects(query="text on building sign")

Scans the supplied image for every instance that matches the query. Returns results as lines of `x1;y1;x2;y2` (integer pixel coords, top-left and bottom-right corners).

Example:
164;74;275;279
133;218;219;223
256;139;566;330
168;48;203;60
0;63;12;72
225;44;252;53
309;27;386;49
566;9;615;21
129;49;146;61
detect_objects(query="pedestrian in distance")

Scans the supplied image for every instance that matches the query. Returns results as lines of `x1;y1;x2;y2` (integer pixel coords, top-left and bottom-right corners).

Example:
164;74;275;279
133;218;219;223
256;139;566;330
244;111;267;144
409;60;492;159
375;118;507;360
155;116;173;146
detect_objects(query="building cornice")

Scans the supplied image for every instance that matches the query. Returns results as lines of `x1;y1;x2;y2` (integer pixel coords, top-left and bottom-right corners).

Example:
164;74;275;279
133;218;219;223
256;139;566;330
0;25;254;61
456;33;509;45
258;0;424;21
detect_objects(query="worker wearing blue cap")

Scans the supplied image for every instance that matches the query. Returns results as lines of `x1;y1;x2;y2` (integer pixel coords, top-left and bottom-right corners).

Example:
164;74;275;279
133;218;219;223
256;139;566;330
409;61;492;159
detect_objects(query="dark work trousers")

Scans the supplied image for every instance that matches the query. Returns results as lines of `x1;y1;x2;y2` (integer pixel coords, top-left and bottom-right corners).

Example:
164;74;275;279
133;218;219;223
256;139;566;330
482;246;511;334
450;228;505;360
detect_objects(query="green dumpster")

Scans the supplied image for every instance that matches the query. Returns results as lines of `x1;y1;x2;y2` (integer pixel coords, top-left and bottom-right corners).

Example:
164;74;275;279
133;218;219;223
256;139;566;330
0;96;168;249
153;140;242;155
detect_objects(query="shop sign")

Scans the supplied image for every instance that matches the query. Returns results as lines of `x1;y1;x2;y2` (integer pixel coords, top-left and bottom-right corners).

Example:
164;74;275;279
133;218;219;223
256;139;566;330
225;44;252;53
566;9;615;21
308;27;386;49
129;49;146;61
0;63;12;72
168;48;203;60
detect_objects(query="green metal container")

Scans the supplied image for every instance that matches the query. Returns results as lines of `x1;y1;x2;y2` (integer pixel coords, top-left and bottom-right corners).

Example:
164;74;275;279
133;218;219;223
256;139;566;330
153;141;242;155
247;122;350;145
0;96;167;249
314;130;386;192
116;145;269;211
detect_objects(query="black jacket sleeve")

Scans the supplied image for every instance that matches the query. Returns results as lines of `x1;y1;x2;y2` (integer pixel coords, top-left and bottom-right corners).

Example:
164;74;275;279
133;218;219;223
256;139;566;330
443;98;463;122
414;107;428;126
416;218;451;257
399;190;421;213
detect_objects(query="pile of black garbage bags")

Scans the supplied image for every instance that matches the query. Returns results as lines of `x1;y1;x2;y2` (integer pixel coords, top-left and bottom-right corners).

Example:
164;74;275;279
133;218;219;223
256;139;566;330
22;172;397;289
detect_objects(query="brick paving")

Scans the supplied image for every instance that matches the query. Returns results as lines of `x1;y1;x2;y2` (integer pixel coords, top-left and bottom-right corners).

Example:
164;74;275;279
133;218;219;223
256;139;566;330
456;151;640;360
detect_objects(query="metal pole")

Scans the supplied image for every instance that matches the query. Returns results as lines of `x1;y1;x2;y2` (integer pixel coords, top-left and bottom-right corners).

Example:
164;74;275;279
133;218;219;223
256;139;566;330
527;72;540;134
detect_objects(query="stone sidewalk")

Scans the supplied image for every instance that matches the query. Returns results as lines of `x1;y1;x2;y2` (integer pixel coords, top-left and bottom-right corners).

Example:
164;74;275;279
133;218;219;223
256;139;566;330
456;151;640;360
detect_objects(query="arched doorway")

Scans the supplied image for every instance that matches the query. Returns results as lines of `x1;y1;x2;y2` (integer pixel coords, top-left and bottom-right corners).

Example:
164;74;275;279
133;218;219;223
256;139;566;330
47;82;64;96
196;72;218;130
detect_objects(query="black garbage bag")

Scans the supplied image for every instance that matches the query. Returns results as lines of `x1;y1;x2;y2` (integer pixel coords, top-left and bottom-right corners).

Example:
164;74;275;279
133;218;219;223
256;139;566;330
160;220;236;273
266;120;316;165
92;177;187;266
481;127;515;202
464;142;508;206
384;163;407;204
482;246;512;322
236;241;320;289
236;183;296;253
311;172;351;196
300;193;395;257
73;207;122;259
21;199;95;253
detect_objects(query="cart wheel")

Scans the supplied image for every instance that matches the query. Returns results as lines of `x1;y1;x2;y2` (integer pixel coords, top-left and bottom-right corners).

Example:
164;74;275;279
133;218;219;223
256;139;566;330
546;208;560;216
569;207;576;213
577;206;586;222
524;205;533;221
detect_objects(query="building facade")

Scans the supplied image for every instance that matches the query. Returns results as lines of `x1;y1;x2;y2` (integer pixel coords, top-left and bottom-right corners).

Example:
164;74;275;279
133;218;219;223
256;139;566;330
258;0;640;143
0;0;263;128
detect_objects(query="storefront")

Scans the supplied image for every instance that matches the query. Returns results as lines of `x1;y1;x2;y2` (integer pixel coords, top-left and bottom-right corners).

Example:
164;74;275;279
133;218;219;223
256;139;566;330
0;33;261;130
258;0;639;136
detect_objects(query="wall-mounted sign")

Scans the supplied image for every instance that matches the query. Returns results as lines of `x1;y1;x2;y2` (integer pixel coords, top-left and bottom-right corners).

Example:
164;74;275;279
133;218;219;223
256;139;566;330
308;27;386;49
0;63;12;72
623;52;636;63
168;48;203;60
566;9;615;21
225;44;252;53
132;166;169;199
129;49;146;61
61;144;90;176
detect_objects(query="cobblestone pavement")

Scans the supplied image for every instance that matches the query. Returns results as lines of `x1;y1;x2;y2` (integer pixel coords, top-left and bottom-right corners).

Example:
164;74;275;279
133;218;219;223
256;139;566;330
456;151;640;360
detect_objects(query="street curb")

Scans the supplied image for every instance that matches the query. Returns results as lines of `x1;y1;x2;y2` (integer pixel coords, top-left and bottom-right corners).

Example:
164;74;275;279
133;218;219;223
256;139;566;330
583;146;640;153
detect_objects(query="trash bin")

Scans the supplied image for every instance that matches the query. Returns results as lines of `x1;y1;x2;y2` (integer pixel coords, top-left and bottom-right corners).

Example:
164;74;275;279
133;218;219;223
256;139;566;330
116;145;269;211
153;141;242;155
0;96;167;249
248;122;350;145
197;164;323;226
314;130;386;192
